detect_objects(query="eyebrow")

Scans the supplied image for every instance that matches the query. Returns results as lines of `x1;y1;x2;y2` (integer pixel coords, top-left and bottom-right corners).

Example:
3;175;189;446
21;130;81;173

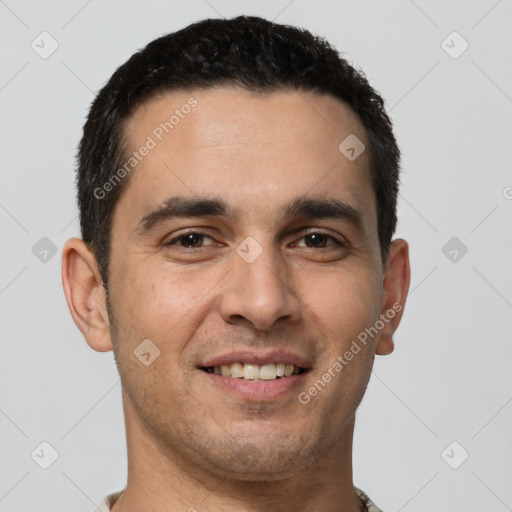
136;195;363;234
137;196;230;234
284;197;363;229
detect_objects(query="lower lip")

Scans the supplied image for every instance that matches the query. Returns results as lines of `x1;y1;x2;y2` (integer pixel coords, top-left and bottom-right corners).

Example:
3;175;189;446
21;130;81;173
199;370;308;401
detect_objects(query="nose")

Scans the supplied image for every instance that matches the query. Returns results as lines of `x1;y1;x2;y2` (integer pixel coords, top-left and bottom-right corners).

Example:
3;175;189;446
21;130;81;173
218;241;302;331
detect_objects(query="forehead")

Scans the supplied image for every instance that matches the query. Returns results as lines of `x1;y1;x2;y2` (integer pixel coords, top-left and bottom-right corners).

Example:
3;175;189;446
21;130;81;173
117;87;375;229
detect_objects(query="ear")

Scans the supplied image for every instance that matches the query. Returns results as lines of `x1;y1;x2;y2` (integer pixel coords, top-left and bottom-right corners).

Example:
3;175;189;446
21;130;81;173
61;238;113;352
375;238;411;356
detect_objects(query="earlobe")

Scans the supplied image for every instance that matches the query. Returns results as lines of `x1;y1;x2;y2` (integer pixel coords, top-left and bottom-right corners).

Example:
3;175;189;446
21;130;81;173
61;238;113;352
375;238;411;356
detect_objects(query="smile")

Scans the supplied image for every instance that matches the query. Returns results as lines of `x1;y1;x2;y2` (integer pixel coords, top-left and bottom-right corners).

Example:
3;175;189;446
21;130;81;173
201;362;307;381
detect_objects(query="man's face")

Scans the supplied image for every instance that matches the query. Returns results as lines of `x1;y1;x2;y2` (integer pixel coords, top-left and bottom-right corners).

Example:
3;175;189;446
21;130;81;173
107;87;387;479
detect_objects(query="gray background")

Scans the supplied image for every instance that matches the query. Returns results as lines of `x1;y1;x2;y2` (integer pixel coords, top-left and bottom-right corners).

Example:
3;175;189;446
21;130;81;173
1;0;511;511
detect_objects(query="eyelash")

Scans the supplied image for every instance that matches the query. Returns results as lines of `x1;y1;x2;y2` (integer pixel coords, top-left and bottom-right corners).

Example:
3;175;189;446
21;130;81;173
164;230;347;249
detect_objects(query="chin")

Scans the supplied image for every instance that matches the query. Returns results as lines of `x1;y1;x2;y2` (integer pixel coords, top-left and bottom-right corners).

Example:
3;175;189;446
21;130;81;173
202;449;316;482
182;428;328;482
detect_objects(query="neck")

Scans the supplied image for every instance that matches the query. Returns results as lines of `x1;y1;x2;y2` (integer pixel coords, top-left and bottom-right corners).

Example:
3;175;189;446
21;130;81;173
111;392;363;512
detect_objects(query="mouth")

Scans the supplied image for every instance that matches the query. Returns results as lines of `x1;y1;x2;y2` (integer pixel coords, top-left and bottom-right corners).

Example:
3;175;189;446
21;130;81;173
200;362;308;381
197;351;312;401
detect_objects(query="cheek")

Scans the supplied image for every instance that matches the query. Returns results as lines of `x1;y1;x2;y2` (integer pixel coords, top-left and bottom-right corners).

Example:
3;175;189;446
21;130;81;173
296;270;379;418
298;265;381;347
111;260;226;346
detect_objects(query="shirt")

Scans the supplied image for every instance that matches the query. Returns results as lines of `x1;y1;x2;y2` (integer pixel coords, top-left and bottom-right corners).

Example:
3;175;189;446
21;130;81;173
94;487;383;511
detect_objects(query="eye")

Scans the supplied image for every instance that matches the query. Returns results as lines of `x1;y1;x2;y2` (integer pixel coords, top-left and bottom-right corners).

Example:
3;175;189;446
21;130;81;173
166;232;215;248
295;232;346;249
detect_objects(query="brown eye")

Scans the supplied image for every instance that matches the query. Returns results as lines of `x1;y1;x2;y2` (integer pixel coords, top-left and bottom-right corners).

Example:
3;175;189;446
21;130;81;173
179;233;204;248
304;233;330;248
296;232;344;249
166;232;215;248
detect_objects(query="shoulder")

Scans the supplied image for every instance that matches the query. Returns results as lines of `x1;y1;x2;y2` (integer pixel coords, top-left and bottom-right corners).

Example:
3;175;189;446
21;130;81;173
91;490;123;512
355;487;384;512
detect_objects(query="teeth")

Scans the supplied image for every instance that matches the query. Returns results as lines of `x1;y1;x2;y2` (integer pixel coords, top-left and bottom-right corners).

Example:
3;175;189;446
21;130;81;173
230;363;244;379
206;362;303;380
259;364;277;380
243;364;259;380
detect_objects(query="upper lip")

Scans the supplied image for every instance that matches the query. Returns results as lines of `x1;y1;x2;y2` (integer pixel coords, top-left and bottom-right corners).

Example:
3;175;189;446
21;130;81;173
200;349;311;369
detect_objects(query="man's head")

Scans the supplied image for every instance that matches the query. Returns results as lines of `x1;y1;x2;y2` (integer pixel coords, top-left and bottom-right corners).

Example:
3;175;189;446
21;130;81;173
62;16;410;485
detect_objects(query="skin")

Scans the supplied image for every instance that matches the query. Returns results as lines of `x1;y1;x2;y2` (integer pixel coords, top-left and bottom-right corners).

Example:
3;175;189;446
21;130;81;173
62;87;410;512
